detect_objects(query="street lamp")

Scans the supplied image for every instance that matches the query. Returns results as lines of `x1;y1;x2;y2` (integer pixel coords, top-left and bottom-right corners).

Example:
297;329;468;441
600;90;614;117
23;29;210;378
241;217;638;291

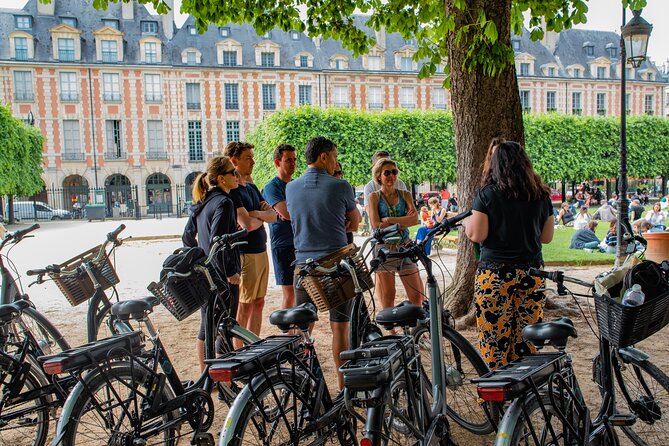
616;7;653;266
27;110;34;126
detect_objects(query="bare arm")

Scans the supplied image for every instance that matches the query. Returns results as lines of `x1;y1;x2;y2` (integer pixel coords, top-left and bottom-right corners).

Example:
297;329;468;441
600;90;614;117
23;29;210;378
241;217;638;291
368;193;382;229
272;200;290;221
464;210;488;243
345;207;360;232
540;215;555;244
249;201;278;223
236;207;264;231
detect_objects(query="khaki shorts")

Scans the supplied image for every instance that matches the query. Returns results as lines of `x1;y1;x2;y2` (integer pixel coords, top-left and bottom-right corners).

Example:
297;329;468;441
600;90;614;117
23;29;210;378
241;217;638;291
239;252;269;304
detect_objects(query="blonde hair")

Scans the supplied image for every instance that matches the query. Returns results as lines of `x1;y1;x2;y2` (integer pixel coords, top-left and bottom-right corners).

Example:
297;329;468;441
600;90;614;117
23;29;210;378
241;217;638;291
372;158;398;185
192;156;234;204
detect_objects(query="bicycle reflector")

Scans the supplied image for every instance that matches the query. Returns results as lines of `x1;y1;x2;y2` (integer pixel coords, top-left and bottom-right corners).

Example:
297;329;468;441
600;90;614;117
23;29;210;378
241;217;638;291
42;359;65;375
476;387;508;402
209;366;236;383
360;438;372;446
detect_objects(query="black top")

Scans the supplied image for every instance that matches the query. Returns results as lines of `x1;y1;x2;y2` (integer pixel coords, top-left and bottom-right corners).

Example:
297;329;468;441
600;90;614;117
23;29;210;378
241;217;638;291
182;188;241;278
630;204;645;221
472;185;552;264
229;182;268;254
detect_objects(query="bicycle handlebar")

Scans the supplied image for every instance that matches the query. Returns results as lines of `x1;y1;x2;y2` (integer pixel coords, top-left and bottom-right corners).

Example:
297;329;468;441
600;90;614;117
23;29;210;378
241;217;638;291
107;224;126;242
26;265;61;276
372;224;401;242
528;267;594;289
212;228;248;247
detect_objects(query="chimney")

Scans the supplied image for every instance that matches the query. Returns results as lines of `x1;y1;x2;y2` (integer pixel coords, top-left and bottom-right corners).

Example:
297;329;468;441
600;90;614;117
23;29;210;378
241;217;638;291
161;0;174;40
122;1;133;20
37;0;55;16
312;36;321;49
541;18;558;53
375;26;386;49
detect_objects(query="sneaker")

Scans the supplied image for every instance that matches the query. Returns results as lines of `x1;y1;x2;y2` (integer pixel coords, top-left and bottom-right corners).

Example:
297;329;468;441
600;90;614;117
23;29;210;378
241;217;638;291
584;248;593;253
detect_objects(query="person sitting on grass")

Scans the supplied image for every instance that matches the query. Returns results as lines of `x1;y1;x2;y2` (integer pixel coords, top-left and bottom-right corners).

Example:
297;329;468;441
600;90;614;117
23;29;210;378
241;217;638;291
573;206;592;230
644;203;667;229
569;220;600;250
599;219;617;254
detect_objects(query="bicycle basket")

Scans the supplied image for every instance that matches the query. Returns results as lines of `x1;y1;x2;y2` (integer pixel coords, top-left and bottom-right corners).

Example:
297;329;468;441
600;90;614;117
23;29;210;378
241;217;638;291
49;244;120;307
300;244;373;313
148;263;215;321
594;285;669;348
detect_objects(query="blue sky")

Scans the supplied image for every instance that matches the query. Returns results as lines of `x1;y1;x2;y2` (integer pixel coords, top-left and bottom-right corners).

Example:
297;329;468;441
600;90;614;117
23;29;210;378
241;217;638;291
4;0;668;67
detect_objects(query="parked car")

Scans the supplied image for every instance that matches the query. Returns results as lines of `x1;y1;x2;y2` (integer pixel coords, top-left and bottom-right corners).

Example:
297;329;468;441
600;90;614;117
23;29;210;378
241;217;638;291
5;201;71;221
416;191;441;207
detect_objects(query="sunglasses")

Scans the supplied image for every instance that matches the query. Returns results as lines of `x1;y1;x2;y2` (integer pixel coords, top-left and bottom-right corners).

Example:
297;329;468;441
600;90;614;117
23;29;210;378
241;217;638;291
382;169;399;177
222;168;237;176
334;170;343;176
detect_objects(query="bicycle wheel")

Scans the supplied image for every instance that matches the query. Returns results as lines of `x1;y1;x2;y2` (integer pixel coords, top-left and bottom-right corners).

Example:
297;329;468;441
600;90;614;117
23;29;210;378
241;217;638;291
375;375;423;445
14;306;71;354
224;369;325;446
615;355;669;445
0;356;51;446
506;393;573;446
412;320;497;434
59;361;178;446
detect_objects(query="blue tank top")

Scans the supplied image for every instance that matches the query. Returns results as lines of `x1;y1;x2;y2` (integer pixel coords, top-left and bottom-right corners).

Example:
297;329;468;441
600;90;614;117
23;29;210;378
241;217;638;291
378;190;410;241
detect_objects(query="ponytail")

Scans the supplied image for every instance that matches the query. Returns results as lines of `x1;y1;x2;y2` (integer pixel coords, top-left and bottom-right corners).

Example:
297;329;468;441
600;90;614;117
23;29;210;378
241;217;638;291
190;156;234;204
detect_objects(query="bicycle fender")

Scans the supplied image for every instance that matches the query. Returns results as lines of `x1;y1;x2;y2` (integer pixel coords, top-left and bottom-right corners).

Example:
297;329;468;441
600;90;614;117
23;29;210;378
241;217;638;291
53;373;90;445
219;373;273;445
618;346;650;363
493;395;533;446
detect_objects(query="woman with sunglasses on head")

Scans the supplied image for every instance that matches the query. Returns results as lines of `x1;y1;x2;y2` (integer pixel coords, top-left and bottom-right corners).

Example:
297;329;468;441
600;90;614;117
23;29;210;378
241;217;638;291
368;158;424;310
463;138;554;371
182;155;241;370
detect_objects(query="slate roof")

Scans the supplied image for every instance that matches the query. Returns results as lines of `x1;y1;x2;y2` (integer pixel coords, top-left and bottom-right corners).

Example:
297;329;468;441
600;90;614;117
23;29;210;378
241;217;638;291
0;1;665;82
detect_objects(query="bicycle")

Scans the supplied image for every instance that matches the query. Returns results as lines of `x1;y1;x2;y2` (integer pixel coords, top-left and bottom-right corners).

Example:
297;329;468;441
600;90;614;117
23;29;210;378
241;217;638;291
49;228;260;446
27;224;128;342
1;224;70;355
339;209;490;445
308;223;494;435
475;265;669;445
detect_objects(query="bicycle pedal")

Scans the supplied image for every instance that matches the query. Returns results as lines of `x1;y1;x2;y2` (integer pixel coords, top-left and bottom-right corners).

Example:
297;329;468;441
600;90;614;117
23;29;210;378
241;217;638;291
191;432;215;446
608;414;636;426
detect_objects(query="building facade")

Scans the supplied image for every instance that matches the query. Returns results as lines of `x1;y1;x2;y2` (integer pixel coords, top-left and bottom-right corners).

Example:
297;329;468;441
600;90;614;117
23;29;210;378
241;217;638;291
1;0;667;214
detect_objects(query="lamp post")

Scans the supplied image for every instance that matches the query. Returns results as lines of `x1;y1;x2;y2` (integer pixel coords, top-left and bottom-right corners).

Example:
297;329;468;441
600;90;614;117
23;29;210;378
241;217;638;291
616;7;653;267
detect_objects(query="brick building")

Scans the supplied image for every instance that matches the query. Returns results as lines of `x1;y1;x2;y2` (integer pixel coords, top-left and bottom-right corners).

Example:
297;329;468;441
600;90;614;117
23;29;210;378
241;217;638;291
1;0;667;215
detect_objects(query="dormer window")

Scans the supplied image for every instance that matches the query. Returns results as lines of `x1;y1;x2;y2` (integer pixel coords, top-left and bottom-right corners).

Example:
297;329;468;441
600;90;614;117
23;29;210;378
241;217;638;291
15;16;31;30
606;44;617;59
520;63;530;76
188;26;197;35
101;40;118;62
400;57;413;71
182;47;201;64
512;39;520;52
58;38;75;62
331;55;348;70
102;19;119;30
291;31;300;40
220;27;230;37
300;55;308;67
335;59;344;70
262;31;271;38
61;17;77;27
13;37;28;60
141;21;158;34
548;67;555;76
368;56;381;70
597;66;606;79
187;51;197;64
583;42;594;57
573;68;581;78
647;72;654;81
261;52;274;67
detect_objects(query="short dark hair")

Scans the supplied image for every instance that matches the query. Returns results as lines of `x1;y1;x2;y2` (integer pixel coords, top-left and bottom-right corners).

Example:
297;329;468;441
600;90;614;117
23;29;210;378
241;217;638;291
372;150;390;165
273;144;296;161
224;141;254;159
305;136;336;164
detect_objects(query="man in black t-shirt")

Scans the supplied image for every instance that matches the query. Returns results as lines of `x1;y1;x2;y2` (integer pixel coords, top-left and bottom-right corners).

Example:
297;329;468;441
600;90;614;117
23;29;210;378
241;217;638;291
630;199;645;222
226;142;277;340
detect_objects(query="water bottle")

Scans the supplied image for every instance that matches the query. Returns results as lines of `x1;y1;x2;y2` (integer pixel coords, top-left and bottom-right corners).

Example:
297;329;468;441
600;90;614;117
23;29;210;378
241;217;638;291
622;284;645;307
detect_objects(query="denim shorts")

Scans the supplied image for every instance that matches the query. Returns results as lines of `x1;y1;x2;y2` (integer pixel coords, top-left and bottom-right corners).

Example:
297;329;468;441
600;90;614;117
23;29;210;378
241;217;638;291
271;245;296;286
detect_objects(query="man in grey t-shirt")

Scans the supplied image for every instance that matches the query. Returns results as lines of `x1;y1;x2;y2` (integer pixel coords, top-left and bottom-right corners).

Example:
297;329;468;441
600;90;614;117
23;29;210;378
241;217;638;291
363;150;408;210
286;136;360;390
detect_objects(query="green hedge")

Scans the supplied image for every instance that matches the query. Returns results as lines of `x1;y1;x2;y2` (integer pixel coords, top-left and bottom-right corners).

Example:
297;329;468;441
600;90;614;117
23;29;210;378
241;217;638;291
248;107;669;188
0;103;44;196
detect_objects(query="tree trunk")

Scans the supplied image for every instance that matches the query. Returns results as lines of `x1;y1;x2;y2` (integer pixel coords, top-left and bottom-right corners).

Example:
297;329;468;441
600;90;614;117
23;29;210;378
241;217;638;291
443;0;524;317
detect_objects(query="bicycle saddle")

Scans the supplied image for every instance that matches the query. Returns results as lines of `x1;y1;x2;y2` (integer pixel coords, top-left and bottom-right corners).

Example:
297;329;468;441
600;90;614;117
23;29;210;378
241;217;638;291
376;301;426;329
0;300;32;323
269;303;318;332
111;296;159;320
522;317;577;349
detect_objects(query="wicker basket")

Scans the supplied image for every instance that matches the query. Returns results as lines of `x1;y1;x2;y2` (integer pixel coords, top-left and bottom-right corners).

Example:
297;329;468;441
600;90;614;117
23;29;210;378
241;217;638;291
148;264;215;321
300;244;373;313
49;244;120;307
594;284;669;348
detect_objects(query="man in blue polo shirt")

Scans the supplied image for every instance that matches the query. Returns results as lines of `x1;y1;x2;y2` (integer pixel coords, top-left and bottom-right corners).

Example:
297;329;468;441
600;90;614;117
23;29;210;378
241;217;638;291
262;144;297;309
286;136;360;389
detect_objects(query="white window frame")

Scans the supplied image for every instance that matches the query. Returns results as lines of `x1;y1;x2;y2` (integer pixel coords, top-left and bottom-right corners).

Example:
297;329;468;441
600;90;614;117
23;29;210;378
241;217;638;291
432;87;446;109
146;120;164;155
368;86;383;109
62;120;81;155
102;73;121;101
13;71;33;101
59;72;78;101
400;86;415;109
144;41;158;63
144;74;162;102
333;86;349;107
298;85;311;105
101;40;118;63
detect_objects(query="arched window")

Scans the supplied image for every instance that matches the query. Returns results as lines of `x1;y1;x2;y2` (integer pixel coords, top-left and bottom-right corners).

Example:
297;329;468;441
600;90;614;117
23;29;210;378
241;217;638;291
146;173;172;214
105;174;132;217
62;174;89;213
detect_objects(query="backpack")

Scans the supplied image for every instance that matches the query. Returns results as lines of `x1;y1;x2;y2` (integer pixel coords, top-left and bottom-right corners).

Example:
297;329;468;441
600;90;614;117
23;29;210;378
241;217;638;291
160;247;206;280
623;260;669;301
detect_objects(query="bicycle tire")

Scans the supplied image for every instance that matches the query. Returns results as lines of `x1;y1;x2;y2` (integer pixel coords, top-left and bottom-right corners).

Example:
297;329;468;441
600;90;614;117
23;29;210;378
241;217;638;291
614;355;669;445
15;306;71;354
411;321;497;435
0;355;51;446
349;292;381;351
58;361;178;446
223;368;327;446
373;375;424;445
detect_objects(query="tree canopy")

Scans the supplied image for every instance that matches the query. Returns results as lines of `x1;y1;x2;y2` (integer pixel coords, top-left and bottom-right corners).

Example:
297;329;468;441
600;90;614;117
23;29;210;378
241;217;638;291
0;103;44;197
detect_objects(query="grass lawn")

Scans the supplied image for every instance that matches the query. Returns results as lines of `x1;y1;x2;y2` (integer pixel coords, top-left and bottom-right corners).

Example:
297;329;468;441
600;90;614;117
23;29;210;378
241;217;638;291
407;224;616;266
